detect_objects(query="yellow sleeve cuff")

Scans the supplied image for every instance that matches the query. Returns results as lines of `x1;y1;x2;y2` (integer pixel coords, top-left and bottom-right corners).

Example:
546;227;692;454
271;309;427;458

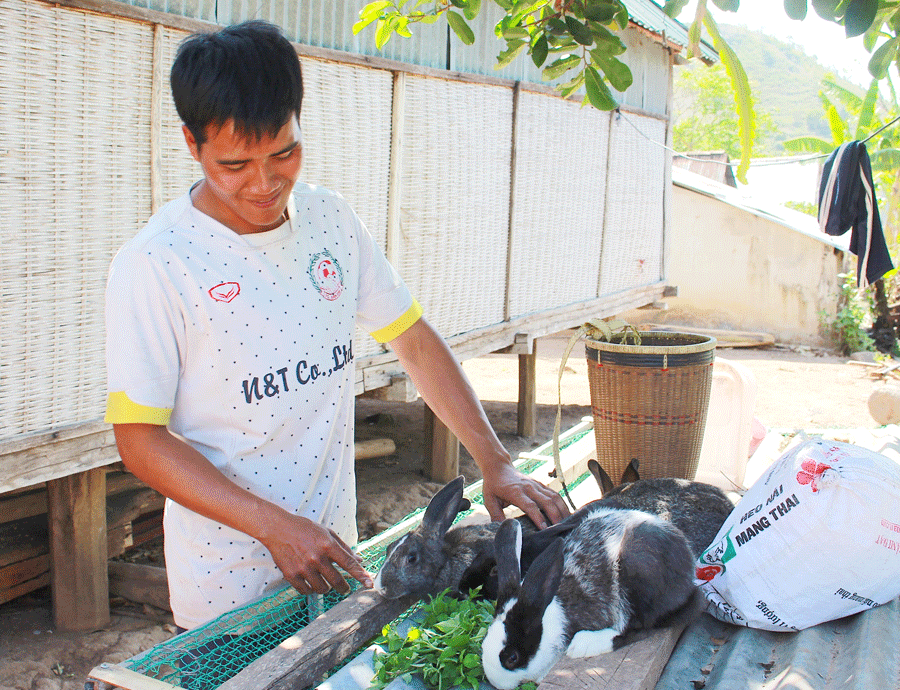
369;300;423;343
105;391;172;425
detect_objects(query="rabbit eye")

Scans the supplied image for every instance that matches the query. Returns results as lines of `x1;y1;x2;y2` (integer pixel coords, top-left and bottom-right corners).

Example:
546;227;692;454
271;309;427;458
406;552;418;565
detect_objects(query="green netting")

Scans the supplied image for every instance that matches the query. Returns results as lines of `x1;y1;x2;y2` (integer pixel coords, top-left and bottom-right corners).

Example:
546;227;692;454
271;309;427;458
121;424;594;690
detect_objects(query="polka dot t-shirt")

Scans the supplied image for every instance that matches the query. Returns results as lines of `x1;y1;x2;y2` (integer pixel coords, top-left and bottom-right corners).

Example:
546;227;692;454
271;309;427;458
104;183;418;628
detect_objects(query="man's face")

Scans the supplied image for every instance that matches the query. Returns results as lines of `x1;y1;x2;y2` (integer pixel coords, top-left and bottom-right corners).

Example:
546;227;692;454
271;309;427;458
184;116;303;235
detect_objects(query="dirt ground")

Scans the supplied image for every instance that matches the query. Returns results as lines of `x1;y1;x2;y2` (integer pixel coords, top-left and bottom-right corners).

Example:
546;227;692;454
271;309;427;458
0;330;892;690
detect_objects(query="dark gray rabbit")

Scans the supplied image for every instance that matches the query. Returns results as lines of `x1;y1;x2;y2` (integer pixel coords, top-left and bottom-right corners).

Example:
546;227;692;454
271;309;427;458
374;476;579;600
481;511;697;689
589;459;736;556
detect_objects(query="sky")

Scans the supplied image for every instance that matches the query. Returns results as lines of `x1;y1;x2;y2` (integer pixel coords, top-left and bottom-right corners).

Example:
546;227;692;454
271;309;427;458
676;0;874;87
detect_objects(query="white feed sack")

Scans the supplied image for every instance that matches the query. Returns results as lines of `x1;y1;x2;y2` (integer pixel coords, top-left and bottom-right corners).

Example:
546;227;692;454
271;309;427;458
696;438;900;631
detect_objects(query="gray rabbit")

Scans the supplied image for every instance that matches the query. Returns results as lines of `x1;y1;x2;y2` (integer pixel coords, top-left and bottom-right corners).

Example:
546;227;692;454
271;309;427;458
373;476;582;600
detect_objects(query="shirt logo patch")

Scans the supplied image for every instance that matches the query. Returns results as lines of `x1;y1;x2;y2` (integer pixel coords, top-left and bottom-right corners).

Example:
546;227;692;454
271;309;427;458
209;282;241;303
308;250;344;301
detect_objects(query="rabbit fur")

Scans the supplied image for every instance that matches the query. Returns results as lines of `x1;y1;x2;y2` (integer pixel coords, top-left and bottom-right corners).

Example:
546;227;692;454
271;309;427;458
374;476;575;600
481;511;697;689
589;458;735;557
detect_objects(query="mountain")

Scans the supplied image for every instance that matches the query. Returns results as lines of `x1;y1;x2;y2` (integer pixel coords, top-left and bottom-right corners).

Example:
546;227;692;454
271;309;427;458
675;24;864;155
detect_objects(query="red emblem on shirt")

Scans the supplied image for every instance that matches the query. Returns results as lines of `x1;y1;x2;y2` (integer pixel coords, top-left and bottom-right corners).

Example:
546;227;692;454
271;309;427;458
209;282;241;303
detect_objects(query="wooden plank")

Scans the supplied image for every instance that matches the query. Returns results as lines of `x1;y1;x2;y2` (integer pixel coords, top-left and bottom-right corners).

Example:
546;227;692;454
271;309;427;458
504;81;521;323
219;589;419;690
0;572;51;606
0;553;48;591
423;404;459;484
149;23;164;215
386;71;405;268
517;351;537;438
88;663;180;690
0;486;47;524
537;622;687;690
47;467;110;631
108;562;170;611
355;438;397;461
0;466;143;526
0;424;119;494
0;514;48;568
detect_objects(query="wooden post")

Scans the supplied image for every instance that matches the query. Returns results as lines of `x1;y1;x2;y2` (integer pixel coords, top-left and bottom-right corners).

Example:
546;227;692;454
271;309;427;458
517;351;537;438
423;404;459;483
47;467;110;631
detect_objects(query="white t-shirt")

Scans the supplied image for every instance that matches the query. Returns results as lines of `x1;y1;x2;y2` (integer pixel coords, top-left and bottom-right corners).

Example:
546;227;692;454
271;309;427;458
105;183;420;628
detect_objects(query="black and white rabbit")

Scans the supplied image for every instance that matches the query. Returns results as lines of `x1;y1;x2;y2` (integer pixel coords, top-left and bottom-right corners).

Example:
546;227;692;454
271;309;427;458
374;476;581;600
589;458;736;557
481;511;697;689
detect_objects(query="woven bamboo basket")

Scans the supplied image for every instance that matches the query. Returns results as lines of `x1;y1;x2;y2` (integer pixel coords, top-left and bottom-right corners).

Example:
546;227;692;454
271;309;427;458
585;331;716;483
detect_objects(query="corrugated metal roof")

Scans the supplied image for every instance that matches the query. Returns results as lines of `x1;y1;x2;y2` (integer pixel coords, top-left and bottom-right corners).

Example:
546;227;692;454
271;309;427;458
672;165;850;252
626;0;718;62
658;593;900;689
674;152;738;187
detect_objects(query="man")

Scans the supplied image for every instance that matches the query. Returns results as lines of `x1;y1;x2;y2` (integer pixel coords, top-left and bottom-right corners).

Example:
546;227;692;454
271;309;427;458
104;20;568;631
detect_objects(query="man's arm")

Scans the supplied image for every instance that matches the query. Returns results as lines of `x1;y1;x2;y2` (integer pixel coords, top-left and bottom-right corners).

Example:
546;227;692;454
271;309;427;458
388;317;570;528
112;423;373;595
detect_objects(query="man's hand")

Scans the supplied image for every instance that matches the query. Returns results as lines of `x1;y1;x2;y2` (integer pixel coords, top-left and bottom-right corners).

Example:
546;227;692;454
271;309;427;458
260;513;374;595
113;423;374;597
480;462;570;529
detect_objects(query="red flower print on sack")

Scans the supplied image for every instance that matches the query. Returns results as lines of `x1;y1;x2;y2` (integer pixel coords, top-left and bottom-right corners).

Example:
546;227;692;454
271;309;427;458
696;565;723;582
796;460;831;492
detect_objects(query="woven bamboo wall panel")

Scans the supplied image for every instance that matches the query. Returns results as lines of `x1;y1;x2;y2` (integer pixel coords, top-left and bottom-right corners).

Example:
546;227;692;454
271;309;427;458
599;114;666;295
0;0;154;440
158;26;203;207
396;76;513;339
507;91;612;320
299;56;394;360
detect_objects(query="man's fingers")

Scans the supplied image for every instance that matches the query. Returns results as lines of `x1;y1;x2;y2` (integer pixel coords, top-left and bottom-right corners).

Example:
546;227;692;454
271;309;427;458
519;497;549;530
331;543;374;590
537;487;571;524
482;493;507;524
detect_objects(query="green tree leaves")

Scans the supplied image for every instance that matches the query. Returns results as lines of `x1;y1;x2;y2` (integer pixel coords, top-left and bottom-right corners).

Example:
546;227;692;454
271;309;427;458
354;0;632;110
447;9;476;44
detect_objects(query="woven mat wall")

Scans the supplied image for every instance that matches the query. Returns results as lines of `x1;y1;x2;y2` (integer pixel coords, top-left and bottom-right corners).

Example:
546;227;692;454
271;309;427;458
599;113;667;295
507;91;613;320
299;57;394;361
159;26;203;208
395;75;513;339
0;0;154;439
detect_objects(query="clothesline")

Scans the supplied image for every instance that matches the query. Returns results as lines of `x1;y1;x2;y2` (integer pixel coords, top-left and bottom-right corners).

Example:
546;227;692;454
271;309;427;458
616;109;900;169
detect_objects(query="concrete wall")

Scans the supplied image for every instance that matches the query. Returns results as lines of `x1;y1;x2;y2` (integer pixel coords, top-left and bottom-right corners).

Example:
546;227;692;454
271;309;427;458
649;170;849;347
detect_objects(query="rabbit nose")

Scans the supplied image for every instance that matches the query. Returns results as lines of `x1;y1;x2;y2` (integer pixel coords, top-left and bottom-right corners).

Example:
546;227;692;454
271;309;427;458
500;647;521;670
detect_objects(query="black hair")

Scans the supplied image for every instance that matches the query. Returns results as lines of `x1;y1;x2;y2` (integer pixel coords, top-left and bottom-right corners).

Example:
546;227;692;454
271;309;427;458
170;20;303;147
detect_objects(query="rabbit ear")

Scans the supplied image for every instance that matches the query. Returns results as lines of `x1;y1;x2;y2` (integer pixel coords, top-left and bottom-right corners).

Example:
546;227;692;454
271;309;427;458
421;475;466;540
519;517;579;568
494;519;523;608
520;537;565;615
458;549;498;598
621;458;640;484
588;459;616;496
